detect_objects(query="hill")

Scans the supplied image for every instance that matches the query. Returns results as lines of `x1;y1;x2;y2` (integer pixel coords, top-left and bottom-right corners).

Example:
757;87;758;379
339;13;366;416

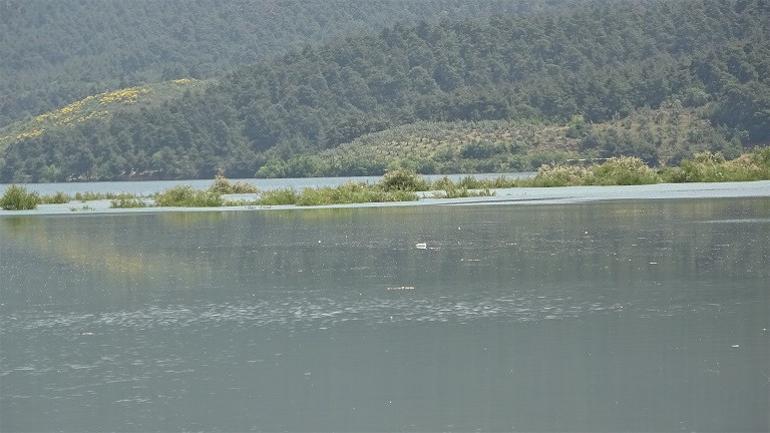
0;0;569;127
1;0;768;182
254;104;736;177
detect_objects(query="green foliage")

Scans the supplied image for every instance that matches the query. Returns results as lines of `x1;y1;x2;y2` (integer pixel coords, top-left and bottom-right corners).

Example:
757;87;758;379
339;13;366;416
528;165;596;187
209;174;259;194
256;188;300;205
74;191;140;201
154;186;224;207
39;192;70;204
590;157;661;185
295;183;418;206
255;184;417;206
2;0;542;127
0;185;40;210
110;197;148;208
529;157;660;187
670;149;770;182
2;0;769;182
379;169;430;192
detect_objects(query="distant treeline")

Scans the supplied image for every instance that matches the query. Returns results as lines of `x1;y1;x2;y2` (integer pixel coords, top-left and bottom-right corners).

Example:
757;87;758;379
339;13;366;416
0;0;564;127
1;0;768;182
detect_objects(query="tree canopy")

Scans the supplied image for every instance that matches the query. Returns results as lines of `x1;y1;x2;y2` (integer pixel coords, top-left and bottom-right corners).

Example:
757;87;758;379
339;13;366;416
1;0;768;182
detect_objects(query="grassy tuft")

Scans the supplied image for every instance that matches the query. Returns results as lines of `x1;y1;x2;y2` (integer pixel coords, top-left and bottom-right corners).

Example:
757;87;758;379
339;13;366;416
1;185;40;210
528;156;659;186
296;183;418;206
154;185;223;207
257;188;300;205
110;197;148;208
209;174;259;194
669;149;770;182
74;191;139;201
40;191;71;204
378;169;430;192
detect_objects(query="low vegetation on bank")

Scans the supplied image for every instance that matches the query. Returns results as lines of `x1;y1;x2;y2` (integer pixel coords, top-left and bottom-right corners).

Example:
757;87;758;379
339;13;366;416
0;185;40;210
3;148;769;211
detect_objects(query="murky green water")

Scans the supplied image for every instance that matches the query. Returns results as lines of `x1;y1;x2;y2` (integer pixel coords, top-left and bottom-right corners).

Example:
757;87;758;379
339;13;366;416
1;199;769;432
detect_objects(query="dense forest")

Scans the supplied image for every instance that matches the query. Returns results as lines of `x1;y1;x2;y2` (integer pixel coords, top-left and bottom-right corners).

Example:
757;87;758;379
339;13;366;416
0;0;570;127
1;0;769;182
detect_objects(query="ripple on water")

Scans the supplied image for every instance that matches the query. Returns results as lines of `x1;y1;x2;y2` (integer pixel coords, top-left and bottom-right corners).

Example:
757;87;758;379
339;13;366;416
1;290;651;338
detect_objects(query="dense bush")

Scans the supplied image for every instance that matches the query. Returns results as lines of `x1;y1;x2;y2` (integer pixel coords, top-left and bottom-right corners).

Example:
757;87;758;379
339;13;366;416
378;169;430;192
529;157;659;186
671;149;770;182
209;174;259;194
110;197;148;208
0;185;40;210
296;183;418;206
154;186;224;207
40;192;70;204
256;188;300;205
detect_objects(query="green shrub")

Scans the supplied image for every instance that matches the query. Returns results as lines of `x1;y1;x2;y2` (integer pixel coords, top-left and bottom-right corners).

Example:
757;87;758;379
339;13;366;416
74;191;138;201
590;156;660;185
296;183;418;206
257;188;299;205
1;185;40;210
676;150;770;182
154;185;223;207
40;191;70;204
209;174;259;194
529;156;659;186
378;169;429;191
529;164;594;187
110;197;148;208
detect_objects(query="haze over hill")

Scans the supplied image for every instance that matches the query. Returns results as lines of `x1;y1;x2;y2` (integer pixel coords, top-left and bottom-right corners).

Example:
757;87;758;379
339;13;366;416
1;0;768;182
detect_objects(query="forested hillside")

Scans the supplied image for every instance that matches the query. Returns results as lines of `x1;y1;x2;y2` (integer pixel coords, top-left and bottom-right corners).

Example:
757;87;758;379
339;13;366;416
1;0;768;182
0;0;565;127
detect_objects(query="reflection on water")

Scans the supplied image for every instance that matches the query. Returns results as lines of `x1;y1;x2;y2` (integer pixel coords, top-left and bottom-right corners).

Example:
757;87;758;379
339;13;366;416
1;199;769;432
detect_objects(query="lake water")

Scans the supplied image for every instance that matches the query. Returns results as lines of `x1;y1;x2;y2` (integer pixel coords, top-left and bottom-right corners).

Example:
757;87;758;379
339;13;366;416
1;198;769;432
0;173;533;196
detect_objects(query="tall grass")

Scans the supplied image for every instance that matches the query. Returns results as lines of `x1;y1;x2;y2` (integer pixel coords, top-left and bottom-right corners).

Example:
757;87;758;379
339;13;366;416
40;192;70;204
1;185;40;210
257;188;299;205
527;156;660;187
110;197;148;208
74;191;139;201
154;185;223;207
256;183;417;206
663;149;770;182
208;174;259;194
378;168;430;191
295;183;417;206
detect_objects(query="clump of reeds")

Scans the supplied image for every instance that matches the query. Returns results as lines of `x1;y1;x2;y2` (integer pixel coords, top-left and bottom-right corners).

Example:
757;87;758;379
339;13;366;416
208;174;259;194
110;197;148;208
154;185;223;207
0;185;40;210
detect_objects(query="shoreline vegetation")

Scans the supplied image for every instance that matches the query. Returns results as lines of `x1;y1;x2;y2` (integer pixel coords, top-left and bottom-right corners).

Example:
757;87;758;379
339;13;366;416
2;149;769;211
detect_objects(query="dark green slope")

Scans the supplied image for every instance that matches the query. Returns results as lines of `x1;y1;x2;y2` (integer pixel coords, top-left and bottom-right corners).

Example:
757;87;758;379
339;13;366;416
0;0;570;127
1;0;768;182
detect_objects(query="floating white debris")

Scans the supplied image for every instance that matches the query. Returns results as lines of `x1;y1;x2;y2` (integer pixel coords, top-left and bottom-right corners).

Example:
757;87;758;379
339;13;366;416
649;262;658;265
415;242;427;249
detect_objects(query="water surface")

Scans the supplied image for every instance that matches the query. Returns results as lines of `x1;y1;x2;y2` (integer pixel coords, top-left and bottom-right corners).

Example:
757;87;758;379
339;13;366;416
1;198;768;431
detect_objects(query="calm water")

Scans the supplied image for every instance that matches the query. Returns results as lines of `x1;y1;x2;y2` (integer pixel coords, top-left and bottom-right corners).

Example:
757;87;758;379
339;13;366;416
1;198;769;432
0;173;533;196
